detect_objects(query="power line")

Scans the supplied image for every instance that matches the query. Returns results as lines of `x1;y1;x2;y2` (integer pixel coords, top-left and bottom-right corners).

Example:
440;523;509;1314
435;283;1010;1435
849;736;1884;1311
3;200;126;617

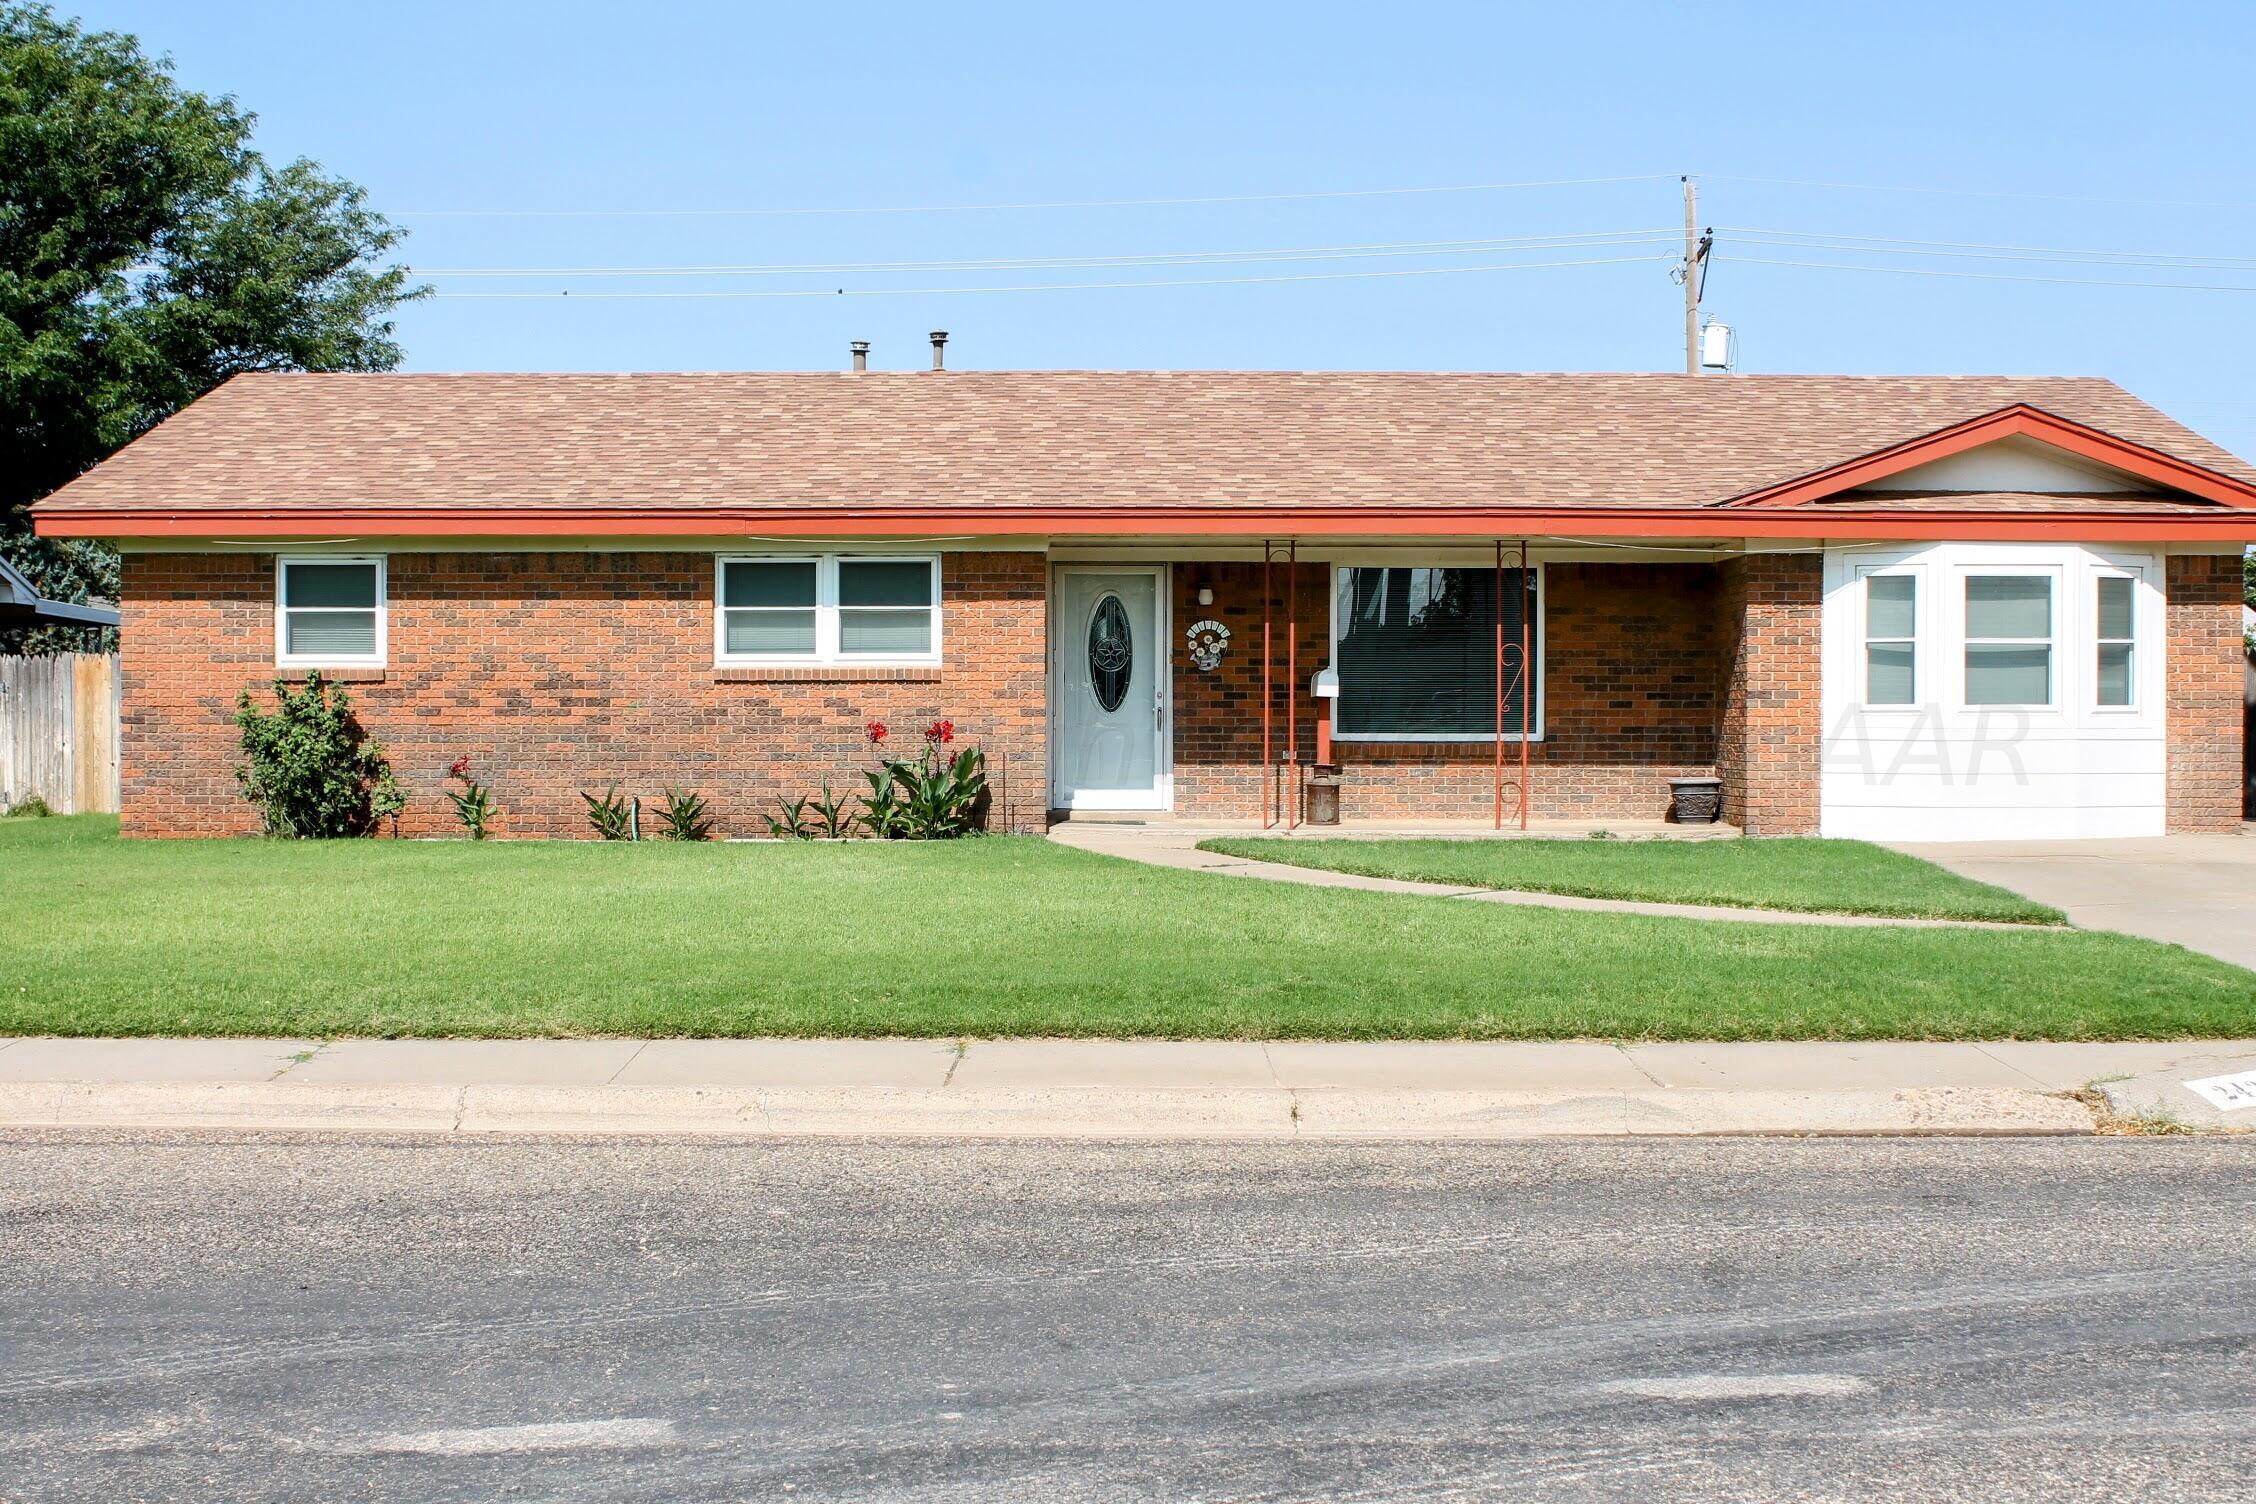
431;252;1675;299
1705;173;2256;212
410;229;1680;279
1722;227;2256;271
396;173;1676;219
1728;255;2256;294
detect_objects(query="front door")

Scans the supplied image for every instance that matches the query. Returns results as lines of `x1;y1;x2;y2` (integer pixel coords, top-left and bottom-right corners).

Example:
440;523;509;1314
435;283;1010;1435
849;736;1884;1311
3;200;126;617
1052;568;1168;809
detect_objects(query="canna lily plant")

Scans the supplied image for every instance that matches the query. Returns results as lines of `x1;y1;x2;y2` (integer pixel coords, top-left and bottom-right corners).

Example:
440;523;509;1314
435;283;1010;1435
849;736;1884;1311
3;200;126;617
858;717;986;839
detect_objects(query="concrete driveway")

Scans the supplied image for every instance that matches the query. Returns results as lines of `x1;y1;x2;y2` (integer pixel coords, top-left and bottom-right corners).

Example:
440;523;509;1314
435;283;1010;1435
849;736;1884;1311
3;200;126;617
1893;829;2256;970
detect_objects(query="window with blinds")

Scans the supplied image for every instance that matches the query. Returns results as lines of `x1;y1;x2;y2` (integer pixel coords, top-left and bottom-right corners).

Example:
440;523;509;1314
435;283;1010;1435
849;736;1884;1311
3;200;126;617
716;555;941;664
277;556;385;667
1332;566;1539;740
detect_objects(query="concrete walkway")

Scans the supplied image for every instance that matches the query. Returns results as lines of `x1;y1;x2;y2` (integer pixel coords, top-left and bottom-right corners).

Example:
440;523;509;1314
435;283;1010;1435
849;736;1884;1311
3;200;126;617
1895;829;2256;969
1050;822;2049;930
7;1036;2256;1138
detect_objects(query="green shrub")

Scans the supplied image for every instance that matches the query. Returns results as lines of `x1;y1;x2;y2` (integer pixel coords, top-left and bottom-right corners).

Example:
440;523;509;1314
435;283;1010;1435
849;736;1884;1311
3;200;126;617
808;780;856;839
3;795;54;818
657;788;713;841
583;783;635;840
233;674;401;838
765;794;814;840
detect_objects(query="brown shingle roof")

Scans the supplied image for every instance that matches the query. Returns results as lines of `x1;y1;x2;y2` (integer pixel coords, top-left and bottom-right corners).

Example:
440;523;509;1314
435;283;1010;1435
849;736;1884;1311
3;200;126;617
31;370;2255;514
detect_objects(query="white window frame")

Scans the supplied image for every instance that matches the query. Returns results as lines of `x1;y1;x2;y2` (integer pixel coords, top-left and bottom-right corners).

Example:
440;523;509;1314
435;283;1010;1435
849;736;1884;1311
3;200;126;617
1958;564;2060;711
1326;561;1546;743
2091;564;2142;713
714;553;942;667
1856;563;1922;709
275;554;387;669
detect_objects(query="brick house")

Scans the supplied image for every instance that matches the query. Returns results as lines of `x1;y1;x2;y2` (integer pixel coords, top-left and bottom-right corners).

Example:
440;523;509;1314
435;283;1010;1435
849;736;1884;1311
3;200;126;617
28;368;2256;841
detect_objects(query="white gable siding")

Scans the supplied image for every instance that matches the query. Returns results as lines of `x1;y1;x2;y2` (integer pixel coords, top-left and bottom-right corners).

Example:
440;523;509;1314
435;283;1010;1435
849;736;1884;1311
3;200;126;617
1863;436;2145;494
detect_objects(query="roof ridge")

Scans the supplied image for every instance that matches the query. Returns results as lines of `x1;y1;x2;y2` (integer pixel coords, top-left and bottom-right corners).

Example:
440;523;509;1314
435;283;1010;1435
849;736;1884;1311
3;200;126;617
219;368;2127;380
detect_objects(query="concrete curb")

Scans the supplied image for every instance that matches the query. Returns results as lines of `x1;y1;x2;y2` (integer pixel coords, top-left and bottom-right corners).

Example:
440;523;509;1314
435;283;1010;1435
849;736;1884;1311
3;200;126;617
0;1081;2096;1139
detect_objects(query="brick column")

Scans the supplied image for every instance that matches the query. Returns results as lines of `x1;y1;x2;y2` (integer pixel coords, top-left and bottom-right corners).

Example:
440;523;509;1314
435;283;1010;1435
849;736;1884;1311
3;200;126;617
2165;553;2245;832
1714;553;1822;835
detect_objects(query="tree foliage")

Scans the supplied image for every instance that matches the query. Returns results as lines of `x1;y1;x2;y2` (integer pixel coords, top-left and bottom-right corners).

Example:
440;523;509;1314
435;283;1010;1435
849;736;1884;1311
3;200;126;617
0;4;425;650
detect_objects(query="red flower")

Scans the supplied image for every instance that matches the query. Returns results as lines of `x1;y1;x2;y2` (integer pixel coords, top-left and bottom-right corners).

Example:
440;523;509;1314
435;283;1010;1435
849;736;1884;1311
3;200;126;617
448;756;471;779
866;721;888;744
925;719;954;745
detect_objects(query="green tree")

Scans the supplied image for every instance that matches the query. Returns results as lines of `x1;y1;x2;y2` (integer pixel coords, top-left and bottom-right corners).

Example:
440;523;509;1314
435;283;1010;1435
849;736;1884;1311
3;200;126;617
0;4;425;651
2243;547;2254;653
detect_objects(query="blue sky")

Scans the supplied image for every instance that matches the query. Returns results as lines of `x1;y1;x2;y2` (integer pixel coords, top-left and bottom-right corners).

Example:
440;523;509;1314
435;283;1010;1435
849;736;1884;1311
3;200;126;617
74;0;2256;457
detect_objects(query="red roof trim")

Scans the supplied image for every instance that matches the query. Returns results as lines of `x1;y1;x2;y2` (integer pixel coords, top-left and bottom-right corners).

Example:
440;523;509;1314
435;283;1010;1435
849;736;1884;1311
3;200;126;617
35;504;2256;543
1719;404;2256;510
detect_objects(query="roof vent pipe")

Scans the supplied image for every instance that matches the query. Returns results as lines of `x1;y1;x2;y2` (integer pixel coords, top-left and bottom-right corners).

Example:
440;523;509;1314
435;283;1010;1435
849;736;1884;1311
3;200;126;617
850;340;870;373
929;330;948;371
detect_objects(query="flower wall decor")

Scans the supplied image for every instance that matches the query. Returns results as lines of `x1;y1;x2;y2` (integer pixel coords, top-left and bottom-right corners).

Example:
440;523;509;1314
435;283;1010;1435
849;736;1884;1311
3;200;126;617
1185;618;1231;672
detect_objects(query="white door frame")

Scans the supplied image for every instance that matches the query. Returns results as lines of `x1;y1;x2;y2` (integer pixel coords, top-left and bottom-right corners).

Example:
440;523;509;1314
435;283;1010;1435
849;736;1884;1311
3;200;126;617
1047;563;1174;810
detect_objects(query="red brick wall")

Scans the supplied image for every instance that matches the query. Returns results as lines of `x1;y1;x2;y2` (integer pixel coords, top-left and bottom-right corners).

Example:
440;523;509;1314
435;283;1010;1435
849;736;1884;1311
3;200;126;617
118;551;1048;838
1712;553;1822;835
122;544;2236;841
1169;560;1725;822
2165;552;2245;832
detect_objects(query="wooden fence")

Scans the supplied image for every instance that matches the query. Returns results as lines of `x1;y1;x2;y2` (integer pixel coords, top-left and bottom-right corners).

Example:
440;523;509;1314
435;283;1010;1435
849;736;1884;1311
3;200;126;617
0;654;120;814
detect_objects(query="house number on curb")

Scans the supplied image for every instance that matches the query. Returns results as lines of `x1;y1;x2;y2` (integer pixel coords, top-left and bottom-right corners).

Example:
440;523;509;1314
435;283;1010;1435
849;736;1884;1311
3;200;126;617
2184;1071;2256;1112
1185;618;1231;671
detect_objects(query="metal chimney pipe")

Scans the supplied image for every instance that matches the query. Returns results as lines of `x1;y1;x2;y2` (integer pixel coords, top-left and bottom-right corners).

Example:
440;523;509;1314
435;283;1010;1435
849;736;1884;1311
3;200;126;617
849;340;870;373
929;330;948;371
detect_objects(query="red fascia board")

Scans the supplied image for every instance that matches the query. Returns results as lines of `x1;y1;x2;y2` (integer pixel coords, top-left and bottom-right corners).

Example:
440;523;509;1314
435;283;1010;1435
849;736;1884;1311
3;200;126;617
1722;405;2256;510
32;504;2256;542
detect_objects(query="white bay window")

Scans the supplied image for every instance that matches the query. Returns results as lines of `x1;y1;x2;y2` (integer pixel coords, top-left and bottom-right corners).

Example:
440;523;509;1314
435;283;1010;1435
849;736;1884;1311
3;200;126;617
1862;572;1917;706
2095;573;2136;708
1962;573;2055;707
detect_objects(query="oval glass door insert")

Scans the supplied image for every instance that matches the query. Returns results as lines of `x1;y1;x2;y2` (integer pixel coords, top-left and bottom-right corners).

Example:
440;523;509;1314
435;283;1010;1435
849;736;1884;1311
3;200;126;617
1088;593;1133;712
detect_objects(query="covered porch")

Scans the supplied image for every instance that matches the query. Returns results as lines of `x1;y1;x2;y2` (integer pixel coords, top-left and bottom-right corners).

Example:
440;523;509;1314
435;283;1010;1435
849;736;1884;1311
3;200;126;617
1045;538;1817;835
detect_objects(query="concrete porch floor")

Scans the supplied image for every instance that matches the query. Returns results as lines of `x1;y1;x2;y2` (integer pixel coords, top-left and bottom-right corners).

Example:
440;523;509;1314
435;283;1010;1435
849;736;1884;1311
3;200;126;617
1045;813;1742;841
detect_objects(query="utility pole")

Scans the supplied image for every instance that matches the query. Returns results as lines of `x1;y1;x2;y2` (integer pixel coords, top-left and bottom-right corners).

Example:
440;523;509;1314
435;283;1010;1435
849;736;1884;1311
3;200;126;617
1681;175;1706;375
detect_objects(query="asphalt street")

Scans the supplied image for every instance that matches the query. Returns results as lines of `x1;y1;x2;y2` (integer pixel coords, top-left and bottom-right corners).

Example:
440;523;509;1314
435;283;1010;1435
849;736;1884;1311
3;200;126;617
2;1132;2252;1502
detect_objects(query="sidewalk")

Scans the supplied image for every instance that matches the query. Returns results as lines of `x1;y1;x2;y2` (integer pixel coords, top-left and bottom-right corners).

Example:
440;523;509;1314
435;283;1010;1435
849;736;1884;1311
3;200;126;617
6;1037;2254;1138
1048;823;2035;930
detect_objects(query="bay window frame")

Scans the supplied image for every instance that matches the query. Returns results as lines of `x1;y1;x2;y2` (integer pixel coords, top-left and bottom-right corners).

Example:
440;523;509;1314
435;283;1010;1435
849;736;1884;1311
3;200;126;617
1958;564;2061;711
2090;564;2143;714
1855;562;1923;710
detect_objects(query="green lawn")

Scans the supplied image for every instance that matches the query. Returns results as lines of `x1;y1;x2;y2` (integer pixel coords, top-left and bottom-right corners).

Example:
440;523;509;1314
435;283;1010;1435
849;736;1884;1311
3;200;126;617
2;814;2249;1042
1198;836;2064;923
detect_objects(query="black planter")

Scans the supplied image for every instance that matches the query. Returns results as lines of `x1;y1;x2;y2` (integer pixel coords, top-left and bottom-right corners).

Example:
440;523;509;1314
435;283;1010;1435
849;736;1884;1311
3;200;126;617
1668;776;1723;825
